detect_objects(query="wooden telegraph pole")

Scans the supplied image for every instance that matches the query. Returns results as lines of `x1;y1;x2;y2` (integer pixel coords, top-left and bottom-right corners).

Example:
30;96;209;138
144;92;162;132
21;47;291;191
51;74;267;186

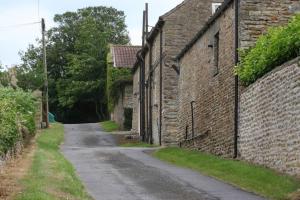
41;18;49;128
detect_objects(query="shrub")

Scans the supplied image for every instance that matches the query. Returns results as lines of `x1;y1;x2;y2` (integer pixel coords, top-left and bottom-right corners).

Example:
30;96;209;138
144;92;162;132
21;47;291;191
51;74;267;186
0;87;36;155
236;14;300;85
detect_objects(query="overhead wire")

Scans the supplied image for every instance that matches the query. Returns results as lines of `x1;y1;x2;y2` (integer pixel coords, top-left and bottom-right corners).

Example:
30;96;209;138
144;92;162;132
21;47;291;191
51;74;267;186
0;21;41;31
0;0;41;31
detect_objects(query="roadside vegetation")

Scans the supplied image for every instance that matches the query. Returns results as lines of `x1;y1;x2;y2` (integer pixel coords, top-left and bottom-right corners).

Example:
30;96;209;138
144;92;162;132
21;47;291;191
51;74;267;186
100;120;120;132
16;123;91;200
16;6;130;123
120;142;157;148
236;14;300;85
153;147;300;200
0;87;36;156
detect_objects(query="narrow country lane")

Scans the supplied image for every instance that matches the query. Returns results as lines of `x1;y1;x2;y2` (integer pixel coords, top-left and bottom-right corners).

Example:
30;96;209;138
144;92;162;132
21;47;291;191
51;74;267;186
61;123;265;200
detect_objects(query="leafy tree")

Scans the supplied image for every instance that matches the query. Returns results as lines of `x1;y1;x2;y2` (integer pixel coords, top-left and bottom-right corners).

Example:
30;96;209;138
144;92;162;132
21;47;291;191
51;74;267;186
17;44;44;90
17;6;130;122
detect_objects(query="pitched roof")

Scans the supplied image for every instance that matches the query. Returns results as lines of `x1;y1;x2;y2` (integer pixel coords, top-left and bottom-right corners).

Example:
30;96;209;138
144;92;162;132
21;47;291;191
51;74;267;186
111;45;141;68
160;0;188;19
176;0;233;60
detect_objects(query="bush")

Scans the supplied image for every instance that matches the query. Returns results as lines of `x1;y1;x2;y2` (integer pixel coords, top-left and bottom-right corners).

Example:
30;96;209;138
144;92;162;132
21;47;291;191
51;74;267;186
0;87;36;155
236;15;300;85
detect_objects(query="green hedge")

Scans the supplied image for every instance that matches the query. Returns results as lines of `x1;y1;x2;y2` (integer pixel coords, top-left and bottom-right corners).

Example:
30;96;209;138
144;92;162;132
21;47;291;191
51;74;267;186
236;15;300;85
0;87;36;155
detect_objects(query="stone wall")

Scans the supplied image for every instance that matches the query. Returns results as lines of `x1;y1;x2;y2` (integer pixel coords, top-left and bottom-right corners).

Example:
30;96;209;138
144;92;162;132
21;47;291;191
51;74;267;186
143;0;225;145
177;0;300;158
111;84;133;130
132;68;140;134
178;1;235;157
239;57;300;175
239;0;300;49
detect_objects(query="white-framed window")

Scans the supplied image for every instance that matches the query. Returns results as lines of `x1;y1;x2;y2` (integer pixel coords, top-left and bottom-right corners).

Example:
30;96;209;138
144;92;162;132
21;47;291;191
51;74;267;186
212;3;222;14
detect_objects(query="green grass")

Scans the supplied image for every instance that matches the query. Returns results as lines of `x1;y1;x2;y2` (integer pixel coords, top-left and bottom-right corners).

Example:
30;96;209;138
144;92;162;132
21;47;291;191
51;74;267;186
100;121;119;132
153;147;300;200
120;142;157;148
15;123;91;200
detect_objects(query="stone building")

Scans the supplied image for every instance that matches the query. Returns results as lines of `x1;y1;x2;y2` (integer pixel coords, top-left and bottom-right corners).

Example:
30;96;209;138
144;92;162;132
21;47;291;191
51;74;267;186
176;0;299;157
108;45;141;130
132;0;224;145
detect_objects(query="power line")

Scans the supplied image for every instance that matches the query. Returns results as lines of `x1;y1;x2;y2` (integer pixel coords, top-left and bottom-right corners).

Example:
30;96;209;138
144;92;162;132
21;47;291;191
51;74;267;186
0;21;41;31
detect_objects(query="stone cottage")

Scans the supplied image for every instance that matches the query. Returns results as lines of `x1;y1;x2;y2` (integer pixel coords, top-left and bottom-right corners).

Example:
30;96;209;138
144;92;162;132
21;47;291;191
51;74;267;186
107;45;141;130
132;0;224;145
176;0;299;160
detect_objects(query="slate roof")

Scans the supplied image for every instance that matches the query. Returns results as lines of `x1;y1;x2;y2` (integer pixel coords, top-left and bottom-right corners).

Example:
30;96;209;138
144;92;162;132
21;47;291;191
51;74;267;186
111;45;141;68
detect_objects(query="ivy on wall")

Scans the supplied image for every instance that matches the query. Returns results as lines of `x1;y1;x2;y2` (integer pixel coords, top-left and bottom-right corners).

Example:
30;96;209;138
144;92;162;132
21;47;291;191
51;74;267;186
236;14;300;85
106;52;132;112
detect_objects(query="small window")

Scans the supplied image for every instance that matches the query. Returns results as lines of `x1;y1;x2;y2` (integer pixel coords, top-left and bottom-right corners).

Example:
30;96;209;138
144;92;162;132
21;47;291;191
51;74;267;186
213;32;219;76
212;3;222;14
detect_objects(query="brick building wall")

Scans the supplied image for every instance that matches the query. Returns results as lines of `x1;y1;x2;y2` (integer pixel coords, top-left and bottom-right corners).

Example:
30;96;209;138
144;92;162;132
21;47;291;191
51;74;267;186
142;0;224;145
111;85;133;130
178;1;235;156
239;58;300;175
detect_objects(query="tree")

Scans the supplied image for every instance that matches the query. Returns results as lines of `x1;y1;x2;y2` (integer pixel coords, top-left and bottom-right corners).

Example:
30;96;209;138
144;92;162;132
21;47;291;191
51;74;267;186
17;44;44;91
17;6;129;123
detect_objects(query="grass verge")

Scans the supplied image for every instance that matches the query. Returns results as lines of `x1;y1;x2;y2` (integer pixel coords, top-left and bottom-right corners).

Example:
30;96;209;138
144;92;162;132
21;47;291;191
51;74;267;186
120;142;157;148
15;123;91;200
100;121;119;132
153;147;300;200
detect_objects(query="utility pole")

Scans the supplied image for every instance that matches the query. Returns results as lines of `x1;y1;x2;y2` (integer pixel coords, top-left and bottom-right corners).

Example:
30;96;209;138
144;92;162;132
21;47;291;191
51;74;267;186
41;18;49;128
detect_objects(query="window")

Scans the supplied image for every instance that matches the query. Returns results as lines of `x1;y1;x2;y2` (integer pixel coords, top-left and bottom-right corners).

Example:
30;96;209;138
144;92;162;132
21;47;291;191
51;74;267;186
213;32;219;76
212;3;222;14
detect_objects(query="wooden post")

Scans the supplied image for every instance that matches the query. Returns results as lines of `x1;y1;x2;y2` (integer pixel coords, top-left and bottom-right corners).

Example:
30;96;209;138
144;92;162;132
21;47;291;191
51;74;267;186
41;18;49;128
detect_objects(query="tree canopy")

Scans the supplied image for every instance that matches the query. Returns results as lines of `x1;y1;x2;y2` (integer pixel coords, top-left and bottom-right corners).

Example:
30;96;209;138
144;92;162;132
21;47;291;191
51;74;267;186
17;6;130;123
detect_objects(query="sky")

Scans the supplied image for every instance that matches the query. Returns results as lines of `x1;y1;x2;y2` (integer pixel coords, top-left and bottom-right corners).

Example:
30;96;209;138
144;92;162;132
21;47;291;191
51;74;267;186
0;0;183;67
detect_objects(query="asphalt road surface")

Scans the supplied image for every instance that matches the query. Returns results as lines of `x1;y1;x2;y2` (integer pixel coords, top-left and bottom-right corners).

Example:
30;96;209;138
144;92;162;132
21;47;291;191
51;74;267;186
61;123;265;200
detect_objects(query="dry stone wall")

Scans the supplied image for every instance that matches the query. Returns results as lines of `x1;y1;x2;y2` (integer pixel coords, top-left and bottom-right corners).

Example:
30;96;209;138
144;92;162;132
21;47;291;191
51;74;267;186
239;58;300;175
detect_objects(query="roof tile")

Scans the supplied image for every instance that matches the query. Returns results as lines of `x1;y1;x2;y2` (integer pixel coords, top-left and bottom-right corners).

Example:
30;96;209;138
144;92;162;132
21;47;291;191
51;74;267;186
111;45;141;68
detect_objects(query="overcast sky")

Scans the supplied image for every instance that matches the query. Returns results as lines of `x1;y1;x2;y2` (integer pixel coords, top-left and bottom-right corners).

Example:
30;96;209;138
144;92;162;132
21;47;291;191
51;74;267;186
0;0;183;67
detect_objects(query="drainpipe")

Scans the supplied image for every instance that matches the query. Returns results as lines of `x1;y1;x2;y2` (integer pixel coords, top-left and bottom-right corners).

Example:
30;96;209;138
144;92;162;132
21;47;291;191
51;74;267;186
234;0;240;158
190;101;195;139
139;10;146;142
142;10;145;48
149;43;153;144
159;28;163;146
145;79;149;142
138;52;145;142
